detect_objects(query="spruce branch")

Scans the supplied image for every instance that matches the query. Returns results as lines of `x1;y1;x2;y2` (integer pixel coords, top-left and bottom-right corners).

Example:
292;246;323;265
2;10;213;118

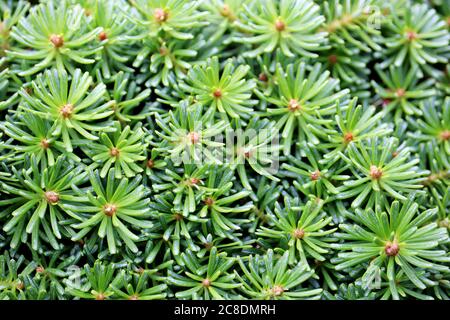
7;0;103;76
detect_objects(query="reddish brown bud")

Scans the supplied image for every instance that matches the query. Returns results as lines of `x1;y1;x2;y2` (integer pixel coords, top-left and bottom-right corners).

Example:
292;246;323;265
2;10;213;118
258;73;268;82
406;31;417;41
310;170;321;181
103;204;117;217
314;259;323;267
60;104;73;118
271;285;284;296
203;242;213;250
328;54;338;65
137;267;145;274
440;130;450;141
50;34;64;48
204;197;214;206
202;278;211;287
213;88;222;98
369;165;383;180
344;132;354;143
293;228;305;239
25;87;33;95
159;46;168;56
110;147;120;157
95;293;106;300
44;191;59;204
16;281;24;290
288;99;301;111
40;139;50;149
382;99;391;107
275;19;285;31
396;88;406;98
385;241;400;256
188;131;200;144
220;4;231;17
146;159;155;168
99;31;107;41
154;8;168;22
189;178;200;185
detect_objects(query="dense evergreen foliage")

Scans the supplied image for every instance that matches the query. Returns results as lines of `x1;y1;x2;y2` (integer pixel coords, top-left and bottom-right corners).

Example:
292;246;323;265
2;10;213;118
0;0;449;300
